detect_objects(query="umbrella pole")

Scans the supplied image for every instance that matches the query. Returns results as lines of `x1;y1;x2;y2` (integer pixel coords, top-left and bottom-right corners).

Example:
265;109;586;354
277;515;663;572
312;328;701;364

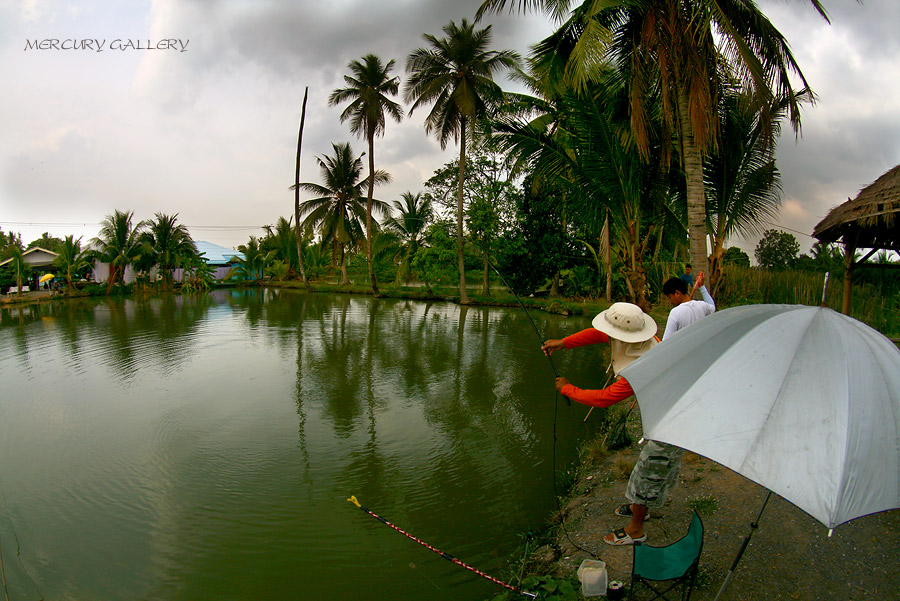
712;490;772;601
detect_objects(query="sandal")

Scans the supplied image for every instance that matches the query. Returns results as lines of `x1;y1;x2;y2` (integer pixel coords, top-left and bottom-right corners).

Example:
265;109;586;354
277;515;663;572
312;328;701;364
604;528;647;546
615;503;650;520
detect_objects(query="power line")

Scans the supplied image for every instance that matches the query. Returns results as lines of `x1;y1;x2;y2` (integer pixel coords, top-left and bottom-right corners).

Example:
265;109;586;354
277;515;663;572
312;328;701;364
759;221;814;238
0;221;264;231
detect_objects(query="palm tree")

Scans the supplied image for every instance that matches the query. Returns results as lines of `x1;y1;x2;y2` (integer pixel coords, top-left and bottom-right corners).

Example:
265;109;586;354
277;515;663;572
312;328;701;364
478;0;827;274
494;66;671;310
263;216;301;276
7;243;26;295
53;235;91;291
232;236;274;285
704;86;812;287
293;142;391;285
383;191;434;283
330;54;404;295
140;212;196;290
404;19;520;304
89;209;145;293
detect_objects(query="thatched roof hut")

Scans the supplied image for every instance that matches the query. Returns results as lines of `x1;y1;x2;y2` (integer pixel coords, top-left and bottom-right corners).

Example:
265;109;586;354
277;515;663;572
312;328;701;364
813;164;900;315
813;163;900;249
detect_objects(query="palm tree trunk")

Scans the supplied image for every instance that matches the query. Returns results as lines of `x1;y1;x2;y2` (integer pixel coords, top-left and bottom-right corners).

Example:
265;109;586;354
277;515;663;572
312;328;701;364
602;210;611;302
294;87;310;290
366;132;379;295
456;120;470;305
677;86;710;276
106;264;118;294
340;246;350;285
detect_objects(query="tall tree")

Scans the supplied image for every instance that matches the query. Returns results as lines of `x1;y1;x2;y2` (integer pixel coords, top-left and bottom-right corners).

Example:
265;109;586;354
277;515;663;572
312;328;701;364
478;0;826;274
53;235;91;291
383;191;434;284
233;236;274;285
704;86;811;286
755;228;800;270
7;243;26;294
89;209;145;293
330;55;404;295
140;212;196;290
263;216;301;276
404;19;520;304
294;87;311;289
493;66;674;309
27;232;65;253
293;142;391;285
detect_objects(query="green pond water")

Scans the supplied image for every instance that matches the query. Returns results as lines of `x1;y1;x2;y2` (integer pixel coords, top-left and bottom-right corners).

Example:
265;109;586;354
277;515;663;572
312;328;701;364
0;289;607;601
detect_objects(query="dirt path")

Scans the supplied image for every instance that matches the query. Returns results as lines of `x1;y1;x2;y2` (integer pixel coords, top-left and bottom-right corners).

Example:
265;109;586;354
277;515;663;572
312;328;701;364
552;444;900;600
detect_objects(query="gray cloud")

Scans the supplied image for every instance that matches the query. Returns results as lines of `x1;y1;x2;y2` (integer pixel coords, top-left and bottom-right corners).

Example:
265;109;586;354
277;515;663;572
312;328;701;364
3;0;897;256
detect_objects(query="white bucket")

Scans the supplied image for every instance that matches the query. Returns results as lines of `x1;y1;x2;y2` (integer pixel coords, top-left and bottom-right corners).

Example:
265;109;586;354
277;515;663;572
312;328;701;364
577;559;608;597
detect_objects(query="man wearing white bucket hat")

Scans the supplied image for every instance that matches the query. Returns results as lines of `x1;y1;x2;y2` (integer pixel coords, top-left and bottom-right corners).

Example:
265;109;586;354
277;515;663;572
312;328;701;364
544;277;716;545
543;301;681;546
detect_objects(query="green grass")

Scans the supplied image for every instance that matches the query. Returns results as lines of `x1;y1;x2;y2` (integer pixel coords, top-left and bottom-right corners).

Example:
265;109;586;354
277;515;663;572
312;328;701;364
717;265;900;337
687;495;720;515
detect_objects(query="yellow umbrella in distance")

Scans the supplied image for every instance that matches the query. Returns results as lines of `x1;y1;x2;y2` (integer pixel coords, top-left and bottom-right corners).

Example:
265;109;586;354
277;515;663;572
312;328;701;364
39;273;55;284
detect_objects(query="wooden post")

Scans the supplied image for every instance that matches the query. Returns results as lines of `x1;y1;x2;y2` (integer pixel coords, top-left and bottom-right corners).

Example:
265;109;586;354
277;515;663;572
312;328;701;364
841;237;856;315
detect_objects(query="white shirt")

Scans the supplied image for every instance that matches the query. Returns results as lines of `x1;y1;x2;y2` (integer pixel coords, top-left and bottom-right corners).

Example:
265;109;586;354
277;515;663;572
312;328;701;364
663;286;716;340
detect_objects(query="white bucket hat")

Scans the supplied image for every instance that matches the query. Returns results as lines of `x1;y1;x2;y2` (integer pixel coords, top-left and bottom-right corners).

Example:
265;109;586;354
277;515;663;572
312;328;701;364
592;302;657;343
593;303;659;375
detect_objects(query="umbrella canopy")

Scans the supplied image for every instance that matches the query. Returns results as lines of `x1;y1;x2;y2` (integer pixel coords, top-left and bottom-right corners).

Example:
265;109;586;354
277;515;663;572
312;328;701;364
620;304;900;530
39;273;55;283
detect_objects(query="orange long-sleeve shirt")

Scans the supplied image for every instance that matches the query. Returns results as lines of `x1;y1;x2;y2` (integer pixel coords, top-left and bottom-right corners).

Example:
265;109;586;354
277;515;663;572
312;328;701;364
559;328;635;408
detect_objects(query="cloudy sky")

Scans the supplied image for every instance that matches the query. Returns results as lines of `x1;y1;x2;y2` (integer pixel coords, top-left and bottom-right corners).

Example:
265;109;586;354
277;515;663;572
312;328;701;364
1;0;898;258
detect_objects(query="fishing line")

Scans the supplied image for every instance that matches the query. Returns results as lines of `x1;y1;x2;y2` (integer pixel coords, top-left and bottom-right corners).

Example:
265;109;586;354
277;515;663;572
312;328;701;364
347;496;538;598
0;479;44;601
467;242;600;559
466;242;568;405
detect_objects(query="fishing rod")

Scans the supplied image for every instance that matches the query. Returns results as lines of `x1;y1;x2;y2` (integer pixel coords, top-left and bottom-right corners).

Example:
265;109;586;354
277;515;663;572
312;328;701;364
469;242;606;560
347;496;538;599
467;242;570;406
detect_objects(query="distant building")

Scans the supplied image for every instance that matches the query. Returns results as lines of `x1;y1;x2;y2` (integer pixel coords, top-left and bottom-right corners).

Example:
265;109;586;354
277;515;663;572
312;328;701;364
0;246;58;269
90;240;245;284
0;247;59;291
176;241;245;281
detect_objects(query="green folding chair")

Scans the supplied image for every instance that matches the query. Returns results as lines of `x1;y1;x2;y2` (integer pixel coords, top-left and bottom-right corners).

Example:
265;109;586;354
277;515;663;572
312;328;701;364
628;511;704;601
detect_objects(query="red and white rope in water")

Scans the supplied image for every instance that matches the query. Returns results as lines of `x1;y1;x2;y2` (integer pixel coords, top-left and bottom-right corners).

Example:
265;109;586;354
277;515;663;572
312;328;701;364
347;496;537;599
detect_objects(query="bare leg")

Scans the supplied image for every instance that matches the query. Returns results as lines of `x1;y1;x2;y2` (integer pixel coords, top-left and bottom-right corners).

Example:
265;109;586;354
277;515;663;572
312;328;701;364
624;503;647;538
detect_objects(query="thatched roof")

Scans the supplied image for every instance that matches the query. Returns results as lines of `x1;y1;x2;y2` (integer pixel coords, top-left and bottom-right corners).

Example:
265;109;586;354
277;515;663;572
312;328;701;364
813;164;900;250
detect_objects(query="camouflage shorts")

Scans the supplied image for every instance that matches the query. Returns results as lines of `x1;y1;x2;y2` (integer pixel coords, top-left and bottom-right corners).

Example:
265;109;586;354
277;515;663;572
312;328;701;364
625;440;684;509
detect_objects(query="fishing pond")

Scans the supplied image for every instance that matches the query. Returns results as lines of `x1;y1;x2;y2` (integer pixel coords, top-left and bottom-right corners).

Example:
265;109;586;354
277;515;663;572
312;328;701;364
0;289;606;601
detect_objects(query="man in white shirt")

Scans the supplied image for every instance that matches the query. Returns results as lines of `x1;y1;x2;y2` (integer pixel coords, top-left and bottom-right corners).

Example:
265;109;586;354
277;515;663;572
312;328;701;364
661;271;716;339
606;272;716;545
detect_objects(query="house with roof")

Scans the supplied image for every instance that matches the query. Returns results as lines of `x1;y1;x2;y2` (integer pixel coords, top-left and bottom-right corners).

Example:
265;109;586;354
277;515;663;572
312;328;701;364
176;241;245;281
0;247;59;292
90;240;244;284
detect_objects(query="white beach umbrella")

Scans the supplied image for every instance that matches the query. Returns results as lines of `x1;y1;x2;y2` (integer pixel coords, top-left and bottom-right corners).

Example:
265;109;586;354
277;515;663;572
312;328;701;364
619;304;900;597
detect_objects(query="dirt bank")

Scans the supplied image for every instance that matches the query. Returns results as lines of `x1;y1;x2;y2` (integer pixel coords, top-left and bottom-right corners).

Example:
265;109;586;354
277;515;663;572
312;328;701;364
550;428;900;600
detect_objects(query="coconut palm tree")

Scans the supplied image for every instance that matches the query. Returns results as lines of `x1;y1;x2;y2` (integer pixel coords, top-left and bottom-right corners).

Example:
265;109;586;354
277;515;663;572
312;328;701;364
263;216;301;276
89;209;145;293
53;235;91;291
330;54;404;295
383;191;434;283
493;66;675;310
140;213;196;290
404;19;520;304
293;142;391;285
477;0;827;274
704;85;812;287
7;243;26;295
232;236;274;285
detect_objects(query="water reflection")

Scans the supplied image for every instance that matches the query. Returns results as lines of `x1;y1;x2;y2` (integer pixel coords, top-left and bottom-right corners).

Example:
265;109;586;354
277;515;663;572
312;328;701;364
0;290;601;601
